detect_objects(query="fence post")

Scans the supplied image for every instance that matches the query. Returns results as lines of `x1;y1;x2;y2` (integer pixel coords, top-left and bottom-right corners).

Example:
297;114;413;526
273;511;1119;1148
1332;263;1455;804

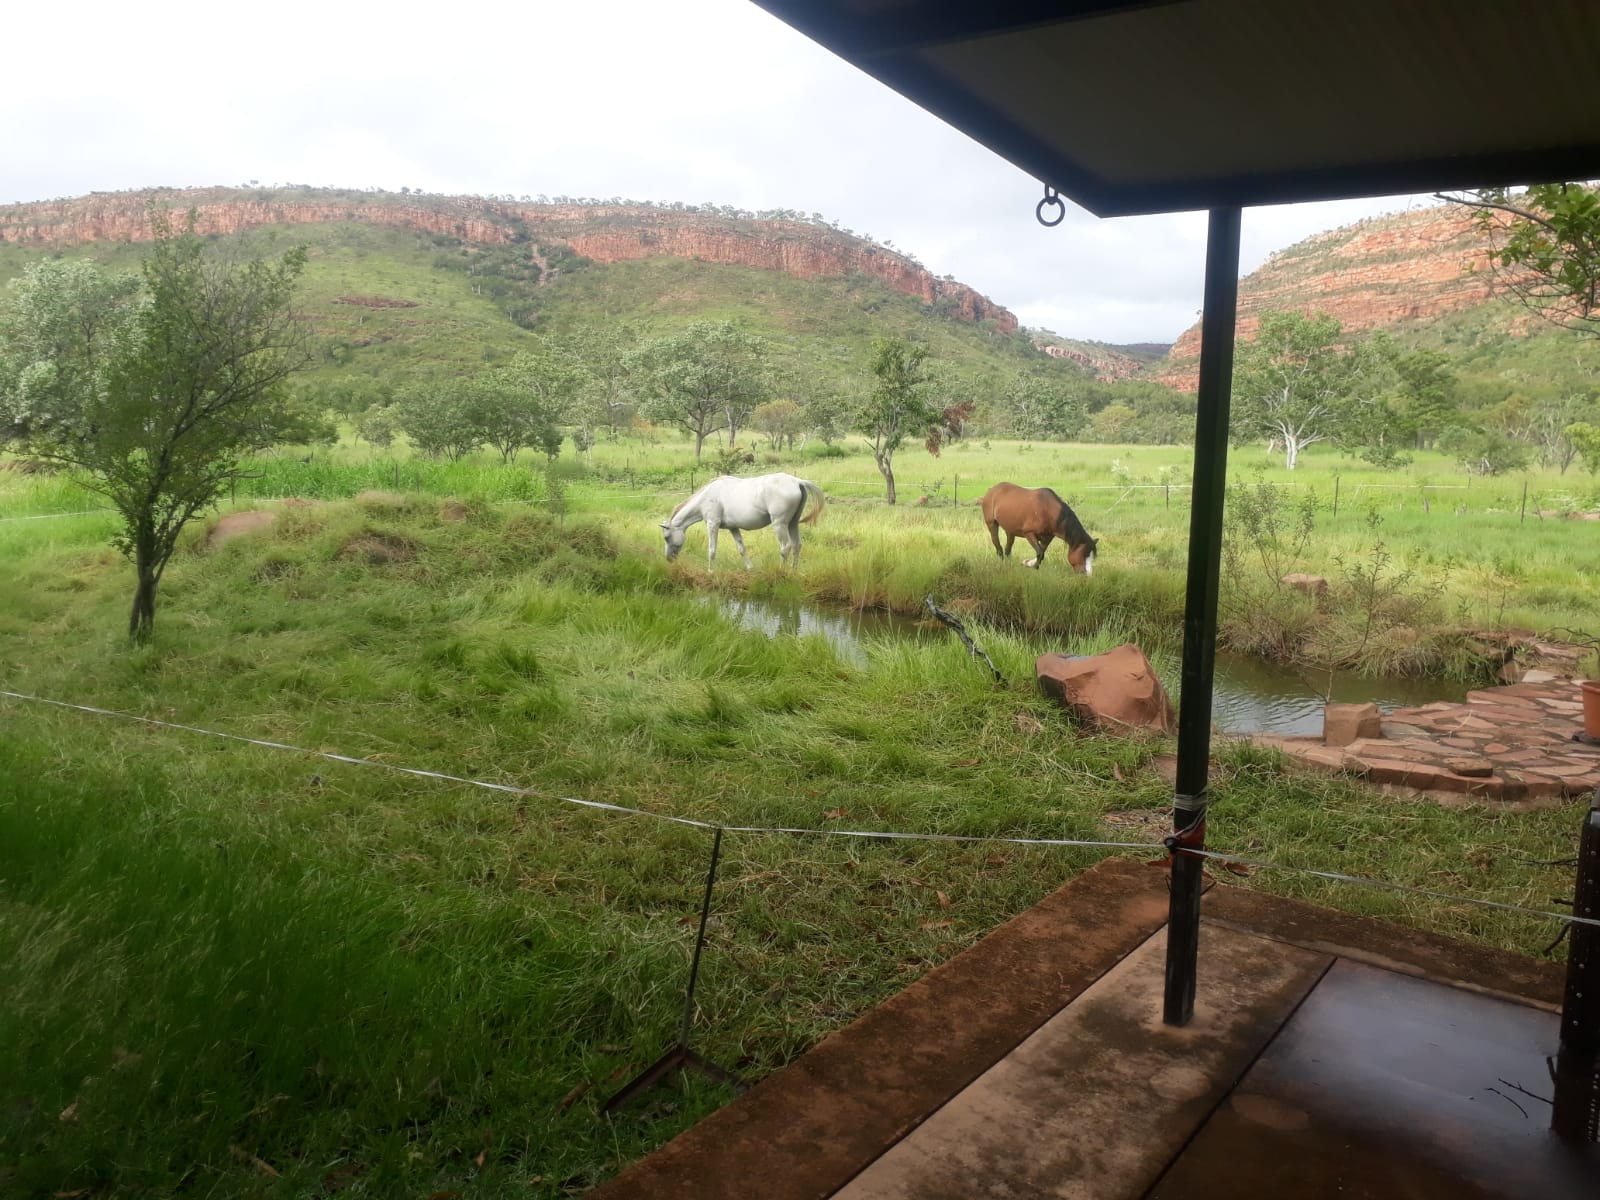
1332;475;1340;517
1552;798;1600;1143
954;474;959;508
1521;480;1529;523
1165;482;1171;510
603;826;743;1111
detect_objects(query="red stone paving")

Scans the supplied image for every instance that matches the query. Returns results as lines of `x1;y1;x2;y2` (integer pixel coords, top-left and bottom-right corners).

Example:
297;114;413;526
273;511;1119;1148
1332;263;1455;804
1255;678;1600;806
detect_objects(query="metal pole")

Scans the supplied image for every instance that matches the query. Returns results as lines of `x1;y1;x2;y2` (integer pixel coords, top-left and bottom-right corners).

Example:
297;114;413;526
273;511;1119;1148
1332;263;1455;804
1164;205;1241;1028
1521;480;1529;523
1552;800;1600;1143
1333;475;1340;518
679;826;724;1046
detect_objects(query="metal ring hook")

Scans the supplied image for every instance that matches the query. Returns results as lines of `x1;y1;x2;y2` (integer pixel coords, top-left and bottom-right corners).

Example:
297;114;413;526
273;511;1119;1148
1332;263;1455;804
1036;184;1066;228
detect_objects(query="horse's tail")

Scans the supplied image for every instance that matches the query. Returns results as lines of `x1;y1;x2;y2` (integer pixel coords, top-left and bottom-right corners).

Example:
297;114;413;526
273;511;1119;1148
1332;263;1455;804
798;479;825;525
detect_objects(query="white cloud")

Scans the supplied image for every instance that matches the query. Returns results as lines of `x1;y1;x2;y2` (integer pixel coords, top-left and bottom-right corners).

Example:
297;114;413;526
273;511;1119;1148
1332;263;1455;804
1;0;1442;343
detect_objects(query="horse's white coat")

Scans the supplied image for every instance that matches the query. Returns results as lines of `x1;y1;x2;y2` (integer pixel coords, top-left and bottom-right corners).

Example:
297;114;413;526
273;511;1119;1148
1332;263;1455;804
661;473;824;568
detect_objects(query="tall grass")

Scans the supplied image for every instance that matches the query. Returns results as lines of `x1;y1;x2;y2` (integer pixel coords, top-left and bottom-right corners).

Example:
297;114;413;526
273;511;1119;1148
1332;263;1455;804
0;493;1586;1195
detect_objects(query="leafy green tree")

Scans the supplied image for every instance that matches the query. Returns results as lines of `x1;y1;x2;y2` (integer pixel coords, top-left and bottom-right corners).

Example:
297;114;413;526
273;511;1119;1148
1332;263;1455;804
855;336;940;504
1002;374;1083;443
751;399;804;450
1231;310;1362;469
1438;426;1531;476
635;322;768;457
1567;421;1600;475
567;324;639;441
393;379;480;461
470;345;580;463
0;214;309;639
1086;403;1137;443
1445;183;1600;334
354;403;399;450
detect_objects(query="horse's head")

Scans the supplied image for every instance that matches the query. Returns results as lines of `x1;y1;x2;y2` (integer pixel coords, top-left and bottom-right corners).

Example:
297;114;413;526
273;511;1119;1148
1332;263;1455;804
1067;537;1098;576
660;521;686;561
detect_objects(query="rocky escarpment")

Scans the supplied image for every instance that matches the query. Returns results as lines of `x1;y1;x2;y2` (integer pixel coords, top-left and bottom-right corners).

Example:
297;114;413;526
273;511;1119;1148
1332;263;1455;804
0;188;1017;333
1156;203;1501;391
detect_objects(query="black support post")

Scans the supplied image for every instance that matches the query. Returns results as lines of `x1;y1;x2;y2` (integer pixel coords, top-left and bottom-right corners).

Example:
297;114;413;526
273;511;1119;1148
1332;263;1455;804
1552;799;1600;1143
1164;206;1242;1027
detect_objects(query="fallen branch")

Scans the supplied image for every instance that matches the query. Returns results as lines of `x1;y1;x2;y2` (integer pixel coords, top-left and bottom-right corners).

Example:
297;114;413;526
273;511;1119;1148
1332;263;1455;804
924;596;1004;685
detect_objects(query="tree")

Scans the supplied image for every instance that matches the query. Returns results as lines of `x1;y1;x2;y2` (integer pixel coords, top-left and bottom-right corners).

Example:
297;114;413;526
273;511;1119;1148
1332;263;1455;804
855;336;941;504
1231;310;1361;469
568;324;639;441
470;345;579;463
635;322;768;457
393;379;480;461
751;399;804;450
0;214;309;639
354;403;398;450
1443;183;1600;334
1567;422;1600;475
1002;373;1084;443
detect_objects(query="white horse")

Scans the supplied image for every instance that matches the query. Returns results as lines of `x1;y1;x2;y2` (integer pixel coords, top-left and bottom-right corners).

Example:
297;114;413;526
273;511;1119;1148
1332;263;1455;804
660;473;825;568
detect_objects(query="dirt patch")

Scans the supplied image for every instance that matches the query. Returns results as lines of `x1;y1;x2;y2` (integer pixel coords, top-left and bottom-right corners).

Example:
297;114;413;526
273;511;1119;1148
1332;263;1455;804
339;532;417;565
438;499;471;523
208;510;278;547
332;295;419;309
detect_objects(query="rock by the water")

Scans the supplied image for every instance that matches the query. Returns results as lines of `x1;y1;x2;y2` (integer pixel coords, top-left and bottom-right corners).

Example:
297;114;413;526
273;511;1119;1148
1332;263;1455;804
1323;702;1382;747
1036;644;1175;733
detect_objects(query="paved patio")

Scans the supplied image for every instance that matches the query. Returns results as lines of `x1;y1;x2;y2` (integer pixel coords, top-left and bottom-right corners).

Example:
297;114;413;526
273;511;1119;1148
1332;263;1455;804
587;860;1596;1199
1258;677;1600;807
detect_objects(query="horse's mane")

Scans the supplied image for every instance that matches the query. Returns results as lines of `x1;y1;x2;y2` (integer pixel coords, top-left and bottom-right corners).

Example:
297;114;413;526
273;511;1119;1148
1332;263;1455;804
670;497;690;518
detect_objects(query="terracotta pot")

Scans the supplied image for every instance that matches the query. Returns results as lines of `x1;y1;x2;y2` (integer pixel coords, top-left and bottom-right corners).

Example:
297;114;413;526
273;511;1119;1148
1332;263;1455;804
1583;680;1600;740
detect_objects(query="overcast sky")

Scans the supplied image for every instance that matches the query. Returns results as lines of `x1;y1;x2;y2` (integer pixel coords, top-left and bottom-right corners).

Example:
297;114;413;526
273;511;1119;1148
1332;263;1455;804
3;0;1439;344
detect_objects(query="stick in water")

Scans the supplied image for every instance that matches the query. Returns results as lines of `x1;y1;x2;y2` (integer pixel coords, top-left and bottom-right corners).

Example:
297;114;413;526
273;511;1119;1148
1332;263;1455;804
924;596;1004;684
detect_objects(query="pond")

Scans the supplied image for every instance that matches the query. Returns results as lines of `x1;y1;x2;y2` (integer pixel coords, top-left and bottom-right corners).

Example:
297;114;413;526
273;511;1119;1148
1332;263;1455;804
712;596;1467;737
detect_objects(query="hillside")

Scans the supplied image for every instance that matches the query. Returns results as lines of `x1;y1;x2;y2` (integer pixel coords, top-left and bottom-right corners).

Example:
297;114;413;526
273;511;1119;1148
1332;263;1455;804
1158;200;1593;392
0;186;1094;394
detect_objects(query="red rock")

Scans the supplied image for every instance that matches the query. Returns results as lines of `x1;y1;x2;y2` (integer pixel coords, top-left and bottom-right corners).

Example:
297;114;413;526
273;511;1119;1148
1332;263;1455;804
1036;644;1175;733
0;188;1018;335
1482;742;1510;754
1441;756;1494;778
1323;702;1381;747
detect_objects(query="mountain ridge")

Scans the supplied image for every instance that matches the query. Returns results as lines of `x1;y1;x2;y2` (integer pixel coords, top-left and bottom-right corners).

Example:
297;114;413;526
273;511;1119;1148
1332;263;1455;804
0;186;1018;334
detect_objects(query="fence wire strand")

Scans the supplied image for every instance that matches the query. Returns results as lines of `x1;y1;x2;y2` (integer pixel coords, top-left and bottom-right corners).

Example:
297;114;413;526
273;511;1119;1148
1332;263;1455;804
4;687;1595;929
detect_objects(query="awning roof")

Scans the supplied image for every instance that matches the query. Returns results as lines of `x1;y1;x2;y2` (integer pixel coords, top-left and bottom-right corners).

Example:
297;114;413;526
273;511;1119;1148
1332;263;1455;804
753;0;1600;216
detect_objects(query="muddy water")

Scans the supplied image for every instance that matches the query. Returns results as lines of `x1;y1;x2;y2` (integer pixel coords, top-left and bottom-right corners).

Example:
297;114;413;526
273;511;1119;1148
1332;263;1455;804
712;596;1467;737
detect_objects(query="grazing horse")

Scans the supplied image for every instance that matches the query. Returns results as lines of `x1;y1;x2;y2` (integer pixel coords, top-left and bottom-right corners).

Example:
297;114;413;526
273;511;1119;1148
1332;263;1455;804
979;482;1097;573
660;473;825;568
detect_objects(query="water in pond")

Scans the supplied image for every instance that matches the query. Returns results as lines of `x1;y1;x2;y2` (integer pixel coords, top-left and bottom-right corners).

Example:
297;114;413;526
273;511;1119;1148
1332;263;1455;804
711;595;1468;737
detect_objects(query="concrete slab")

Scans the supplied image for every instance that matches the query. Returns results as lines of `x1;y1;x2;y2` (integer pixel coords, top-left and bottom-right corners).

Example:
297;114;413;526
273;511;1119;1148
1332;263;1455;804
587;859;1176;1200
1147;960;1600;1198
833;924;1330;1200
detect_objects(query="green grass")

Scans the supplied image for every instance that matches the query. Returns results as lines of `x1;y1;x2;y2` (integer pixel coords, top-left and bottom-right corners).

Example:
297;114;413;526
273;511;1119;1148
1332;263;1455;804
1;437;1596;1195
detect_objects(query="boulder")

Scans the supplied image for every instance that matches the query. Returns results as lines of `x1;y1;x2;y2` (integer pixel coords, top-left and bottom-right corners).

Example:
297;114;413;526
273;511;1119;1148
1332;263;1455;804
207;510;277;547
1324;702;1382;747
1036;644;1175;733
1281;573;1328;597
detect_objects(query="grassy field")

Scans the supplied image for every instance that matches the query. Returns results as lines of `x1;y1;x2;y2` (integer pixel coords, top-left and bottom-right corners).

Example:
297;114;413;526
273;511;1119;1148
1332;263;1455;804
1;437;1596;1197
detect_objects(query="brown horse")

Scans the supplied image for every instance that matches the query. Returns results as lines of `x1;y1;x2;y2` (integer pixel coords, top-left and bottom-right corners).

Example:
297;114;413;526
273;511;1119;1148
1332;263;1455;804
979;482;1097;573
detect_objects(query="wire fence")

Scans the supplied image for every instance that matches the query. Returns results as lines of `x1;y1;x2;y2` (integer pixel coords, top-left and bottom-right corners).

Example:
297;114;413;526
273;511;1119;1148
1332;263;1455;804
3;687;1592;931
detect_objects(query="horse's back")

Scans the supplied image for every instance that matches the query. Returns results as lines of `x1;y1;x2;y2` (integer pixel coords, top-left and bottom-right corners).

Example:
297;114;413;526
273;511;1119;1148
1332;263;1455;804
983;482;1058;532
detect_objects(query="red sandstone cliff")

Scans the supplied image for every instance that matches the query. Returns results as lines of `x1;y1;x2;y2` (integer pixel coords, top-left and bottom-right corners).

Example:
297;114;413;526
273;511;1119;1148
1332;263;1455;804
0;187;1017;334
1155;204;1502;391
